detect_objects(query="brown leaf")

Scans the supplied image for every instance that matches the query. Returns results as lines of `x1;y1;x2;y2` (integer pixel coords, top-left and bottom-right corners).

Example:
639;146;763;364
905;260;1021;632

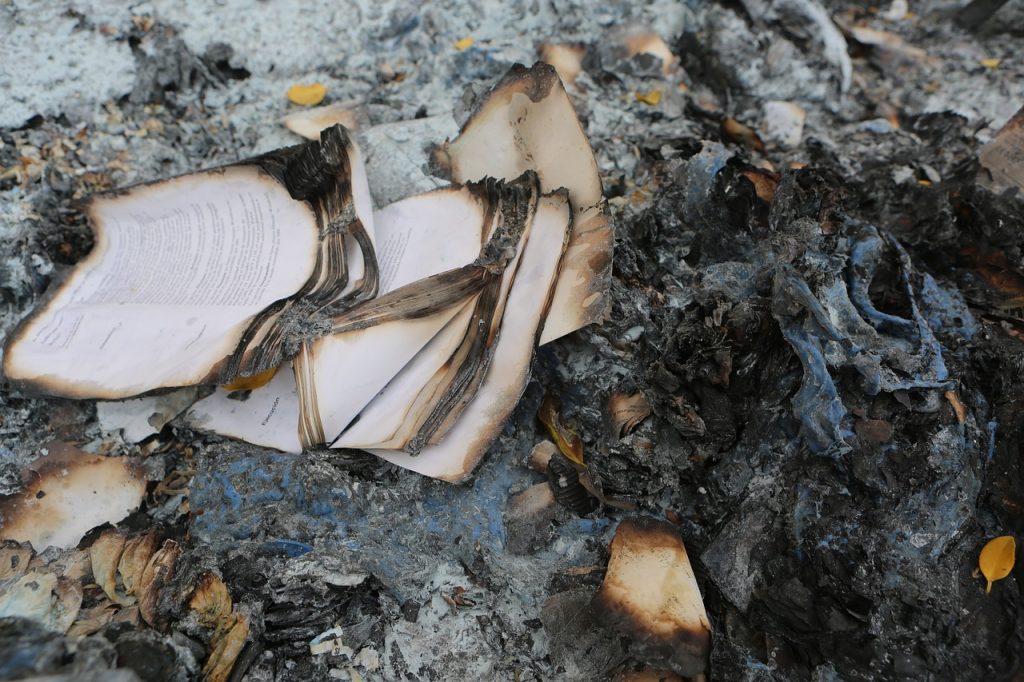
206;612;250;682
139;540;181;628
722;117;766;153
66;600;118;639
112;605;140;625
89;529;126;603
204;613;250;682
52;577;83;634
740;169;780;203
118;530;157;600
189;573;250;682
189;573;234;630
945;390;968;425
608;392;652;438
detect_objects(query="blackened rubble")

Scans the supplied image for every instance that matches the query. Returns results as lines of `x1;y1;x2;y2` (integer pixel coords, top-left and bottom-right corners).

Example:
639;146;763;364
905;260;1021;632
3;1;1024;681
624;139;1003;677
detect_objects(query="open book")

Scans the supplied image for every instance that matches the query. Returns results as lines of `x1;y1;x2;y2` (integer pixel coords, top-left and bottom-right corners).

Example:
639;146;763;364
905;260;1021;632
3;63;611;482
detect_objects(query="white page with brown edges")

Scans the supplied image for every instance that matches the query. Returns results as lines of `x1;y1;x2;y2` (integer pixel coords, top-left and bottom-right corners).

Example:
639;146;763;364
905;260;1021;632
446;63;612;345
369;191;572;481
3;166;320;399
332;299;477;449
309;187;489;443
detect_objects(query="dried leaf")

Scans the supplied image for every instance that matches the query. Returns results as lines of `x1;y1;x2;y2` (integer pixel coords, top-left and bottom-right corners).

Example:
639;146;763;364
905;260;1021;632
27;548;91;582
847;25;929;61
562;565;604;576
139;540;181;627
945;390;968;425
118;530;157;599
609;392;652;438
52;577;84;634
978;535;1015;593
190;573;234;629
190;573;249;682
537;394;585;466
90;529;126;603
723;118;766;153
454;36;474;51
287;83;327;106
204;612;250;682
223;366;279;392
980;58;1001;69
741;168;780;203
635;90;662;106
112;605;140;625
67;601;118;639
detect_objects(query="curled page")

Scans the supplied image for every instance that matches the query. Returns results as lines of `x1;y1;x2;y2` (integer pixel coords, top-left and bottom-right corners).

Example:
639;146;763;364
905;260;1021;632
445;62;612;344
369;190;573;481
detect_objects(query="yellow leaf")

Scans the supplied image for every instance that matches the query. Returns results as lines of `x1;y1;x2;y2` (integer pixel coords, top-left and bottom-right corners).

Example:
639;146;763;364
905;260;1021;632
980;58;1001;69
223;366;279;392
287;83;327;106
635;89;662;106
979;535;1015;593
454;36;474;51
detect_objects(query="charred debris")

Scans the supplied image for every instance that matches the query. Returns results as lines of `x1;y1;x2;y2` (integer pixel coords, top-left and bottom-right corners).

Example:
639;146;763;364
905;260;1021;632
2;1;1024;681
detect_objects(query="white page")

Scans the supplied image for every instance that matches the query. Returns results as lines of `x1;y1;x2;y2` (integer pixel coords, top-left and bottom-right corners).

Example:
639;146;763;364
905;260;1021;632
310;187;487;441
4;166;319;399
185;363;303;453
369;192;571;481
332;301;475;449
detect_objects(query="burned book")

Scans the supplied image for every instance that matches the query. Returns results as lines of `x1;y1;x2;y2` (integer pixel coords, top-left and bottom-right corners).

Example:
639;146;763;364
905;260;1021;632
4;62;611;482
3;125;377;399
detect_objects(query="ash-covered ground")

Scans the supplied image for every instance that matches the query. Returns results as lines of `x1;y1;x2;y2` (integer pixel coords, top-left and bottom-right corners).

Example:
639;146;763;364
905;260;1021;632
2;1;1024;680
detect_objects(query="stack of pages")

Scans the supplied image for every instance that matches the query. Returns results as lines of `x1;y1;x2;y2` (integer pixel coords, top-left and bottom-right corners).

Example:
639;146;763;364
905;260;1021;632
3;63;612;482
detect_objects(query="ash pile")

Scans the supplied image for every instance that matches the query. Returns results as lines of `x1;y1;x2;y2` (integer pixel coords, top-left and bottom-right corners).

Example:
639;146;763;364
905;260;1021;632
2;1;1024;681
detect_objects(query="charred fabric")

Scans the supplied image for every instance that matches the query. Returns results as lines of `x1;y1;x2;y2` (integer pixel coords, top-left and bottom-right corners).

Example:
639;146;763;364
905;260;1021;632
2;7;1024;682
